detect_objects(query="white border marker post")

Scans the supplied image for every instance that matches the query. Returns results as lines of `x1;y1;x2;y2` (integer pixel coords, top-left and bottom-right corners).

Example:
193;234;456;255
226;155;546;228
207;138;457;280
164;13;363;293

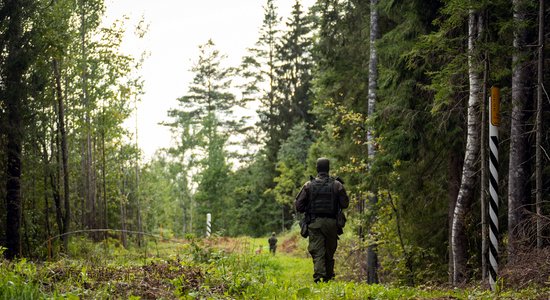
206;213;212;237
488;86;500;290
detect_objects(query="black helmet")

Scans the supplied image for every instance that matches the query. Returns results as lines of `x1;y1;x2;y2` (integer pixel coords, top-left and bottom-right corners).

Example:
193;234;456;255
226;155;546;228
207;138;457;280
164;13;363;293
316;158;330;174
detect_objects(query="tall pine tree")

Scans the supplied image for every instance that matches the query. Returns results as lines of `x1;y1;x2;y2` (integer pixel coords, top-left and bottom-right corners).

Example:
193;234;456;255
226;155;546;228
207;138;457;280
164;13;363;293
169;40;244;234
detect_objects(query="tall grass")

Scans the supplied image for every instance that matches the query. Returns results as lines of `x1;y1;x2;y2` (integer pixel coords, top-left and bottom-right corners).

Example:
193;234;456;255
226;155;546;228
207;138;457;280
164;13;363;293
1;238;549;299
0;252;42;300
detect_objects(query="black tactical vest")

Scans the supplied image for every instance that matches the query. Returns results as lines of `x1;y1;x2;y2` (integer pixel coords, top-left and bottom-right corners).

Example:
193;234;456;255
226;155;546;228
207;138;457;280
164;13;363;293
308;176;337;216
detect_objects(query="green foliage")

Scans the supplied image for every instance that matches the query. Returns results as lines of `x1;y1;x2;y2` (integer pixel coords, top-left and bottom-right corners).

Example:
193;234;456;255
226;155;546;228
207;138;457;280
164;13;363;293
139;155;185;237
0;239;549;299
224;154;282;236
275;0;315;135
372;192;447;284
2;0;549;291
238;0;283;173
166;40;242;236
0;258;42;299
0;0;147;257
270;122;313;207
272;161;305;206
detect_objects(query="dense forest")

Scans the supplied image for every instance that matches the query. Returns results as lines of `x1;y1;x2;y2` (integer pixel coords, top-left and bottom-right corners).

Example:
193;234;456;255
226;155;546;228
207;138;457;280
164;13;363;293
1;0;549;289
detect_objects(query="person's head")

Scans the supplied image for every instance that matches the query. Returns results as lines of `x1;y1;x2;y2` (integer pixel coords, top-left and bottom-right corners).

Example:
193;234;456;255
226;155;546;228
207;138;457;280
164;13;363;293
272;232;276;236
316;158;330;174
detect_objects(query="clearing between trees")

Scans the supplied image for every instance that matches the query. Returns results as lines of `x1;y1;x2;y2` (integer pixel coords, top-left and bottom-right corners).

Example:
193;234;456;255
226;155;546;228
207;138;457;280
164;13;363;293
1;229;548;299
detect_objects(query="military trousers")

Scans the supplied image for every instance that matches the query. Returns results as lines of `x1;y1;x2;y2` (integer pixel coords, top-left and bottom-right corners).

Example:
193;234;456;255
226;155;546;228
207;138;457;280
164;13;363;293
307;217;338;282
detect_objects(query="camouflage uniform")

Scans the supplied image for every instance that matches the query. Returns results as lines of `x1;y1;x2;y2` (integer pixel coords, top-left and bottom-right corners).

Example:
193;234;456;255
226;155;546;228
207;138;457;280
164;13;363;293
295;160;349;283
268;233;277;254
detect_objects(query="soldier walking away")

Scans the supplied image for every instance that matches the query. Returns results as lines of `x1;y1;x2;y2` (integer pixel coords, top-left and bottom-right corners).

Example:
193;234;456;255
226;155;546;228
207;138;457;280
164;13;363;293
268;232;278;255
295;158;349;283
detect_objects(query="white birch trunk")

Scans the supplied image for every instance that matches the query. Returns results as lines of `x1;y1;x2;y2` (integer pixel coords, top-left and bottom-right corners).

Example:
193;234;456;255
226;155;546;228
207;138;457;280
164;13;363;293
451;10;481;285
366;0;379;284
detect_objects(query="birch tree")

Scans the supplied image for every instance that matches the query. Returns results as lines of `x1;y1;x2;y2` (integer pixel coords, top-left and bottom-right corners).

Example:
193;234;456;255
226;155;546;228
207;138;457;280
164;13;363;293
451;10;481;285
366;0;379;285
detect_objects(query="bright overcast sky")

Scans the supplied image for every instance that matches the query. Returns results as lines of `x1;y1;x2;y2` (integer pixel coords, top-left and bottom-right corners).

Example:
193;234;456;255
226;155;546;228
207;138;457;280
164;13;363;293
104;0;315;161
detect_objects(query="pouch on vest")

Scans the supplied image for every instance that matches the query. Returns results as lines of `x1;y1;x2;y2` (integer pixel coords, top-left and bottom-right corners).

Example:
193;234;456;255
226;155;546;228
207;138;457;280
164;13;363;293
336;209;346;235
300;215;309;238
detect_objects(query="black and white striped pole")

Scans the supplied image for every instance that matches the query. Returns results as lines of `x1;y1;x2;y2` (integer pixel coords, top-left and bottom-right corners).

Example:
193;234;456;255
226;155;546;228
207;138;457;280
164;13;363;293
206;213;212;237
488;86;500;290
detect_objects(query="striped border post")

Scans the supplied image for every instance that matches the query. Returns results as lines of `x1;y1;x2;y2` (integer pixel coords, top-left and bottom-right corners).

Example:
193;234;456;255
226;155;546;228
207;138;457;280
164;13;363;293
488;86;500;290
206;213;212;237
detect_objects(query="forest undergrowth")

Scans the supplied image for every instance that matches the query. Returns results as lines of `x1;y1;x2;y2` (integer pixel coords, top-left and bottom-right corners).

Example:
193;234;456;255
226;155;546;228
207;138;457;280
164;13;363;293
0;230;548;299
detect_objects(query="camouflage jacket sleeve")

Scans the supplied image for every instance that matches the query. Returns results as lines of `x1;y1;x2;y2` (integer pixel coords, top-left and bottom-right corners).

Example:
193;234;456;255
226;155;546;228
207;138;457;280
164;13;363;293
294;182;310;213
334;180;350;209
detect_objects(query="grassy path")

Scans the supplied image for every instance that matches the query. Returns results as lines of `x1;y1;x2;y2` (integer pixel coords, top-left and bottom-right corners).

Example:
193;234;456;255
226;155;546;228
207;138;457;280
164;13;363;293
249;236;313;281
236;237;428;299
1;236;549;299
228;236;549;300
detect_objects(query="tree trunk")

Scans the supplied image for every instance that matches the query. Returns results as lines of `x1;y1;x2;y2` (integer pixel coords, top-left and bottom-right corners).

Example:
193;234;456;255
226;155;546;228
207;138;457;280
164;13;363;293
135;162;143;247
80;142;86;227
508;0;531;257
120;167;128;248
79;0;96;236
366;0;379;284
357;193;366;278
182;204;187;235
49;126;65;241
101;110;108;237
4;0;26;259
42;145;52;241
135;102;143;247
535;0;544;249
479;11;489;281
451;10;481;285
40;137;55;244
447;148;462;283
53;59;71;250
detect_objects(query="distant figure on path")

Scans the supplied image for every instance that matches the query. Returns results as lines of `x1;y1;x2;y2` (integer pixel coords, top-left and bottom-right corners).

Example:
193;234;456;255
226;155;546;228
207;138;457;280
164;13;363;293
295;158;349;283
268;232;277;255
